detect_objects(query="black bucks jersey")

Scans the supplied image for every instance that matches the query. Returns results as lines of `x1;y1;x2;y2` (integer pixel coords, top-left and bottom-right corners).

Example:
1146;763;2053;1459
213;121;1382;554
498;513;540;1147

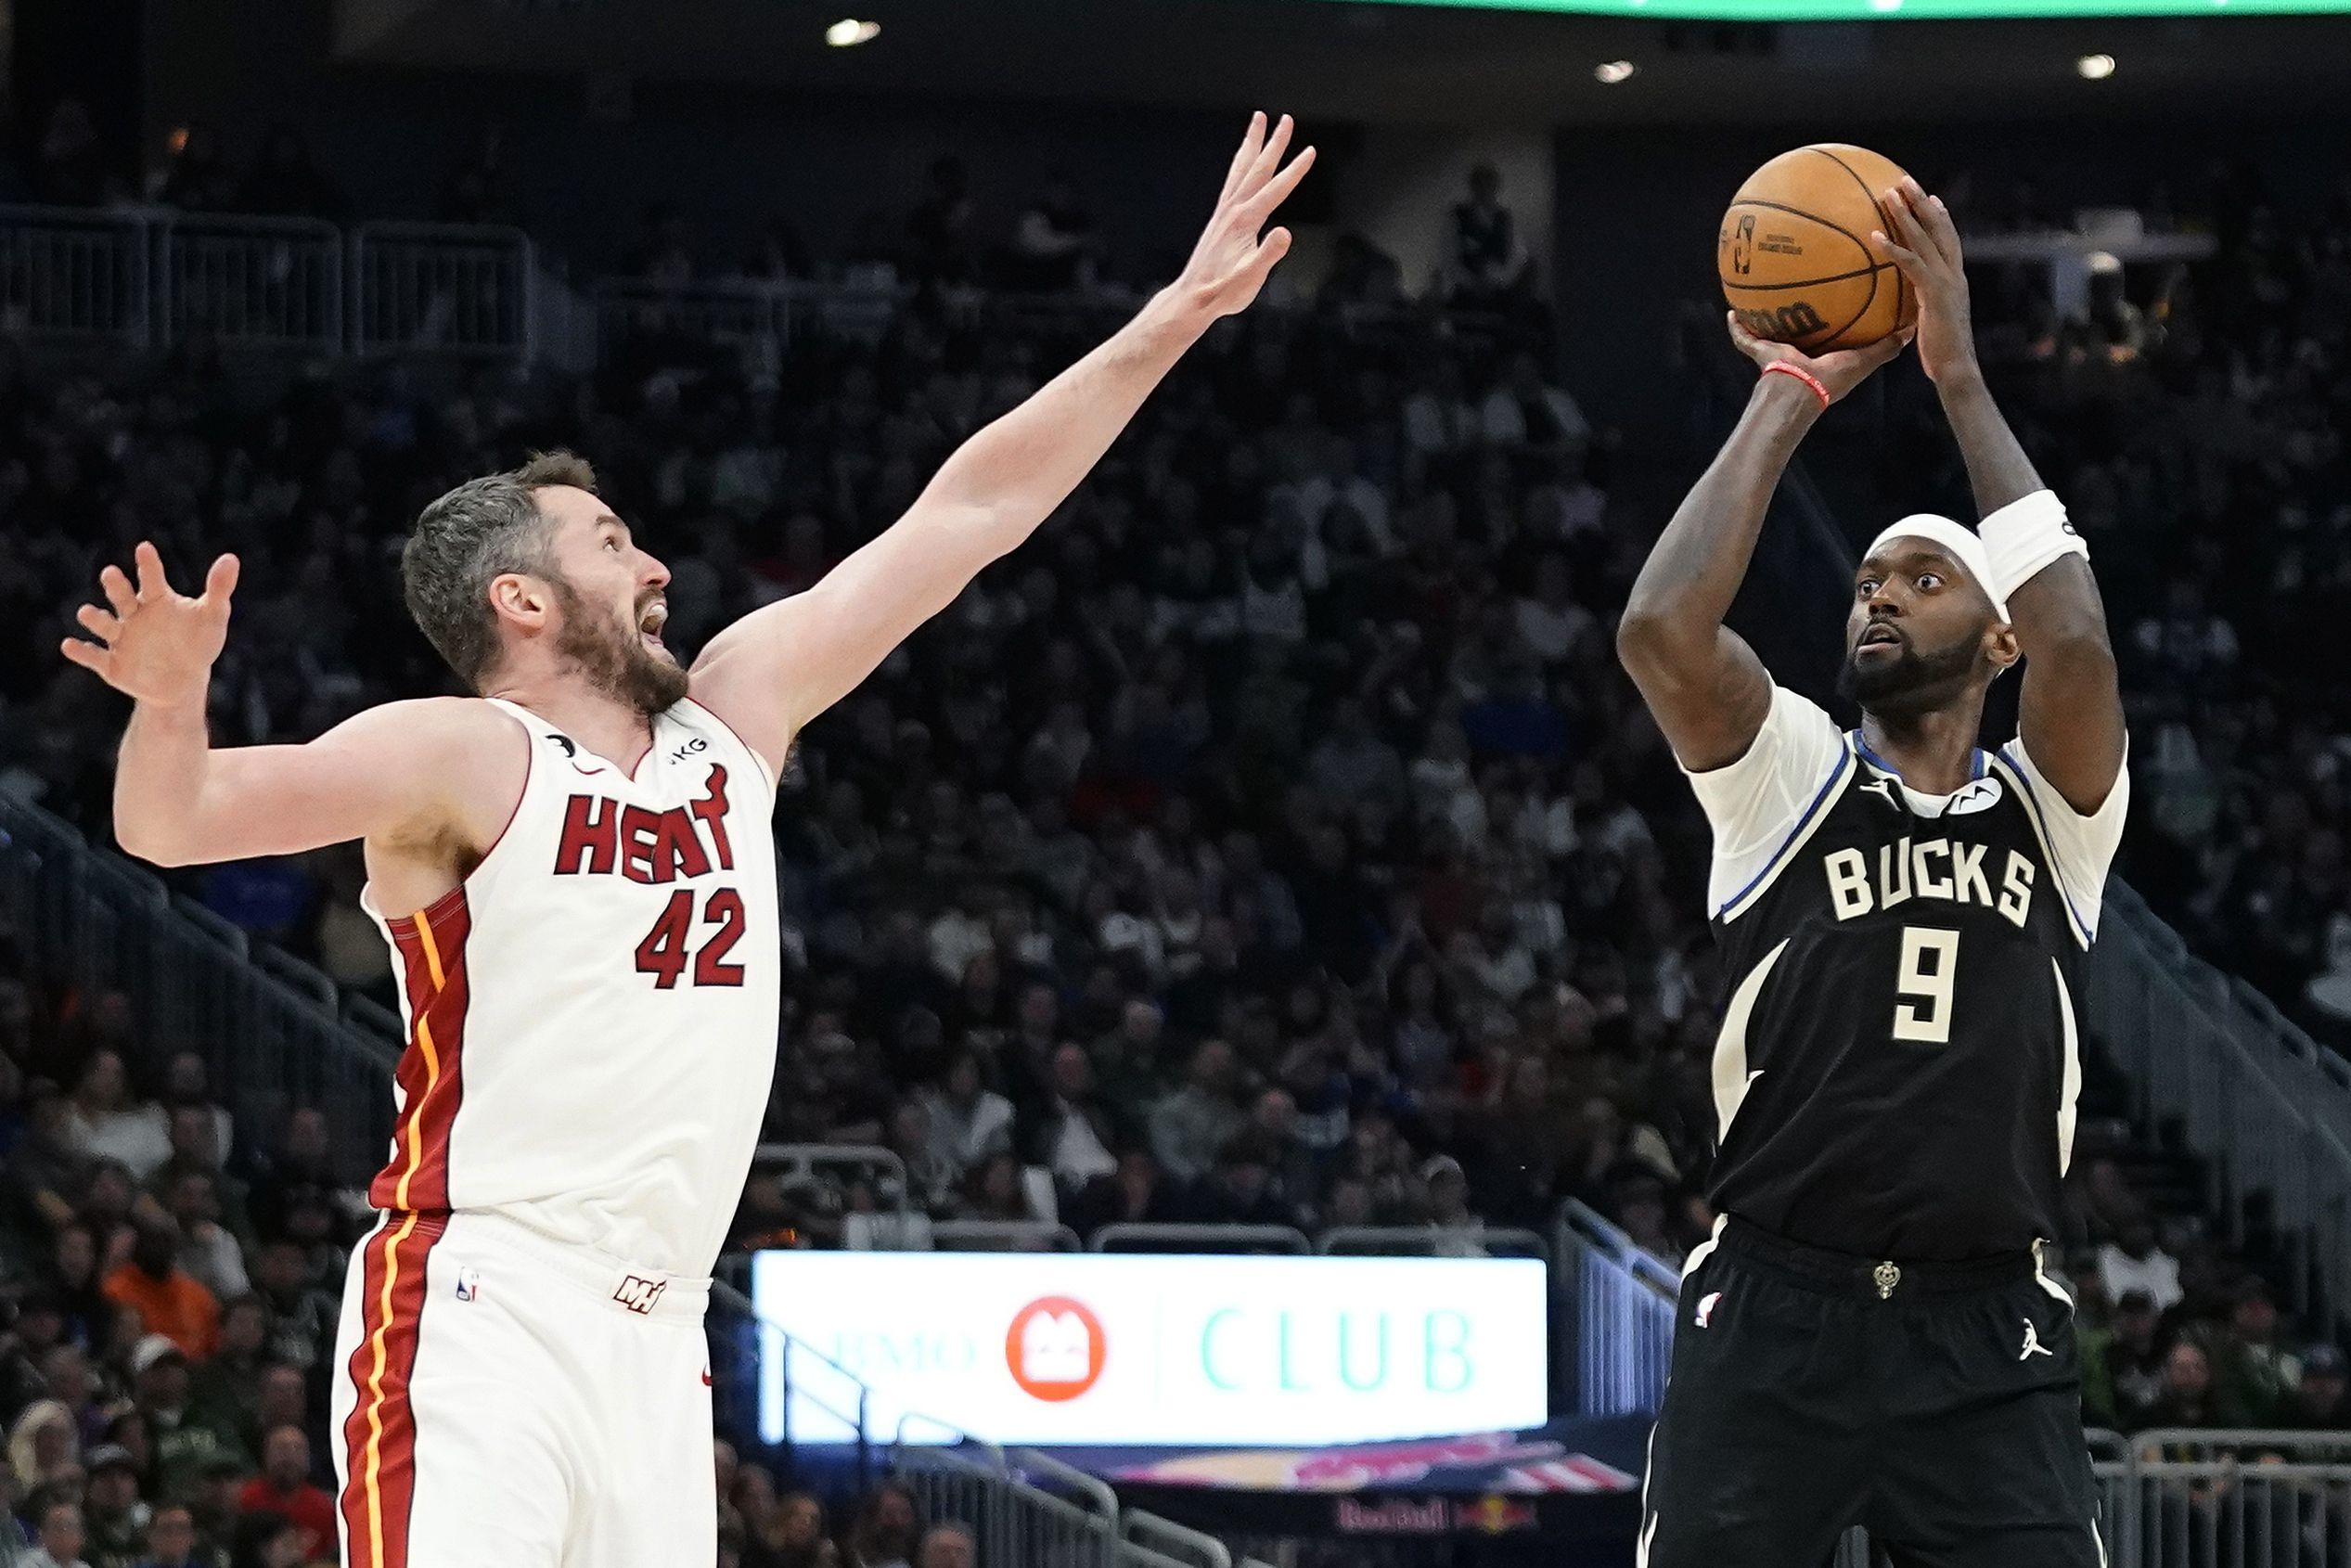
1686;687;2129;1261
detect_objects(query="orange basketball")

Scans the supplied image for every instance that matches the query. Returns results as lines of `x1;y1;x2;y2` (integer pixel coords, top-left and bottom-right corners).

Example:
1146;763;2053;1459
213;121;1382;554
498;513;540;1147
1719;144;1918;353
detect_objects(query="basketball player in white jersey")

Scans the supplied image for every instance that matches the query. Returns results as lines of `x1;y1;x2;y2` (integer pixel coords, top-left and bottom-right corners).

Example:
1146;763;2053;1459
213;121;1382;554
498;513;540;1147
60;114;1314;1568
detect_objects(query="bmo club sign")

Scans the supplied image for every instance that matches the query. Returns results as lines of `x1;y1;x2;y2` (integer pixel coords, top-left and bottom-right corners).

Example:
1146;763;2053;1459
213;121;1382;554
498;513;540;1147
750;1253;1549;1446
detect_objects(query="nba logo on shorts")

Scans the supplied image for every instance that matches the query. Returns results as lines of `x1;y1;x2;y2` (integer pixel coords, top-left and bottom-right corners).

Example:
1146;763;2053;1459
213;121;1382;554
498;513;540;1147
1694;1292;1723;1329
455;1265;481;1304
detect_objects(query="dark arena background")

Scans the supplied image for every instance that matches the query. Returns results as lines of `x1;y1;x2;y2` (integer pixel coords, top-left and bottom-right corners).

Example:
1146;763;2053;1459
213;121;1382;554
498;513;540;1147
4;0;2351;1564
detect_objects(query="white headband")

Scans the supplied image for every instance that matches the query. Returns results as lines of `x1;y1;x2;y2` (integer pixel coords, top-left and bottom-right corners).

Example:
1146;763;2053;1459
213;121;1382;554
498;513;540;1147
1864;513;2009;621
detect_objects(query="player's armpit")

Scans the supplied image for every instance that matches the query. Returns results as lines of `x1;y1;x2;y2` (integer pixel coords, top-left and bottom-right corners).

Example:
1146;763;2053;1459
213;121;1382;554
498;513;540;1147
120;697;524;868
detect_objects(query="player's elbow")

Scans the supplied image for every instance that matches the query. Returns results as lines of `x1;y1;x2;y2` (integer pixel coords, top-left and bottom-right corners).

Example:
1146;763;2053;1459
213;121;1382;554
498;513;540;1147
114;814;195;868
1614;603;1687;677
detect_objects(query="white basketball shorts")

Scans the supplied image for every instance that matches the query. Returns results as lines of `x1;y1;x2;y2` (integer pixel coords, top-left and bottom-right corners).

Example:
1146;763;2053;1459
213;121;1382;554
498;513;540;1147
329;1209;715;1568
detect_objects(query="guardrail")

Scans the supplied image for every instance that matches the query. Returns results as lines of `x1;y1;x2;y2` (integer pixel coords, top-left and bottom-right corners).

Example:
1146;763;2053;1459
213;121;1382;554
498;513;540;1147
1317;1224;1550;1262
2091;884;2351;1321
0;795;398;1184
353;222;533;359
1554;1199;1678;1416
1089;1223;1312;1254
0;204;533;363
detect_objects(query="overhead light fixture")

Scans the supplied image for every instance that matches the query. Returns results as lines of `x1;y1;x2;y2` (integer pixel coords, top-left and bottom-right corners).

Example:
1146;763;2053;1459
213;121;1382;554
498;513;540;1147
1595;59;1638;83
2076;52;2116;79
825;18;880;46
1869;0;1903;10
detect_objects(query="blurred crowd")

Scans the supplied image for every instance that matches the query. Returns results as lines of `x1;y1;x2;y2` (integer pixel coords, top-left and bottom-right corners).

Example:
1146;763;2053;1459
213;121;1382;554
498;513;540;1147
3;121;2350;1561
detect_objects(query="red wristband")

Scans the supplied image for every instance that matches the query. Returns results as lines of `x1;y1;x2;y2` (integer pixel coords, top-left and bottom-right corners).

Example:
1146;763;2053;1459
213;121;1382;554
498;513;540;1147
1762;360;1831;411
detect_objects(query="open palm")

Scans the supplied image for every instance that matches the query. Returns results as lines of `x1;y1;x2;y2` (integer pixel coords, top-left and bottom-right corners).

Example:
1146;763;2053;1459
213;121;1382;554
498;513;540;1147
61;541;240;705
1175;112;1317;321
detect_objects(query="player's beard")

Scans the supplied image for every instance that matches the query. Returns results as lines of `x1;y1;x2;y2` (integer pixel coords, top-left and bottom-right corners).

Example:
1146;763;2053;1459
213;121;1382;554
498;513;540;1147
548;572;688;717
1837;626;1982;717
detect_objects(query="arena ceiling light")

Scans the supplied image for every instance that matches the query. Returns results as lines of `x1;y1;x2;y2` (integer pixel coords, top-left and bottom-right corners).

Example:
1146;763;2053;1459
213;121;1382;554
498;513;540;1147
1594;58;1638;81
824;18;881;46
1316;1;2345;16
2076;51;2118;75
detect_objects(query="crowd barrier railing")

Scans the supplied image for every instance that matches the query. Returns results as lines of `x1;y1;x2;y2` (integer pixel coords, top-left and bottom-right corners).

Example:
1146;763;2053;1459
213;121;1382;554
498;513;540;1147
0;203;150;348
2090;884;2351;1320
159;213;341;353
1554;1199;1679;1416
0;795;398;1183
1089;1223;1312;1254
352;221;534;359
1317;1224;1550;1262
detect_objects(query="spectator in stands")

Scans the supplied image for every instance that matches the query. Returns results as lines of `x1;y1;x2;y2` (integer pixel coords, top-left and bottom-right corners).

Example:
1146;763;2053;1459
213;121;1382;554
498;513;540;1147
749;1493;840;1568
132;1337;239;1506
158;1058;232;1175
247;1244;335;1377
9;1399;79;1492
39;1343;105;1450
184;1298;267;1456
81;1444;148;1568
842;1484;919;1568
130;1503;203;1568
66;1052;171;1182
149;126;235;213
186;1456;249;1564
161;1174;248;1304
1008;173;1103;292
2098;1218;2184;1314
2287;1343;2349;1430
2129;1341;2240;1434
1148;1040;1246;1186
2210;1278;2302;1426
905;156;979;288
2082;1289;2169;1431
222;1511;299;1568
232;1428;330;1562
1443;164;1531;303
237;126;342;220
104;1225;218;1360
435;125;521;227
914;1523;975;1568
1479;353;1589;473
919;1052;1015;1180
24;1496;91;1568
1420;1153;1485;1257
1024;1043;1122;1193
12;1085;92;1236
33;99;110;209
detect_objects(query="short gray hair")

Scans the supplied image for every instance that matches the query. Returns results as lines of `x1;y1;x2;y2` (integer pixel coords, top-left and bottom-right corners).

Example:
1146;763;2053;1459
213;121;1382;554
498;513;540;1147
404;451;597;689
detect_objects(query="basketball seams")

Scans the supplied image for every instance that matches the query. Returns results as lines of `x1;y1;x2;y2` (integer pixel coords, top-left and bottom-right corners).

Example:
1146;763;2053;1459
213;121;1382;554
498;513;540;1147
1805;145;1908;348
1720;261;1885;294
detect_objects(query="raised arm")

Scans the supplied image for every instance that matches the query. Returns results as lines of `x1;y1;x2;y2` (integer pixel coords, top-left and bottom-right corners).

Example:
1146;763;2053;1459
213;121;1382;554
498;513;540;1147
1617;320;1908;771
1877;178;2123;815
62;544;518;868
689;113;1316;774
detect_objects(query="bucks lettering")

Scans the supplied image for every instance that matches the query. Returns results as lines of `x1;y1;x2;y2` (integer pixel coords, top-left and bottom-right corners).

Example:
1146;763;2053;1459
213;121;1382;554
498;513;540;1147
553;765;738;882
1822;836;2035;927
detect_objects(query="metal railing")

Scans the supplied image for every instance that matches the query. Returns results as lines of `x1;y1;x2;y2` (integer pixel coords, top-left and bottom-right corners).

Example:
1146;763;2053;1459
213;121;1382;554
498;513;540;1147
893;1433;1122;1568
352;222;534;359
2089;884;2351;1320
1119;1509;1234;1568
0;796;397;1184
160;213;341;352
1090;1223;1313;1254
1554;1199;1678;1416
931;1219;1085;1252
0;203;149;346
1317;1224;1549;1262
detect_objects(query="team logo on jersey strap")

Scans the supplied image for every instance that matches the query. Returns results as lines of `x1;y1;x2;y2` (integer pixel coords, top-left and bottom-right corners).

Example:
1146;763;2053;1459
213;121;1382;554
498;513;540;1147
613;1274;669;1315
1946;777;2005;816
2018;1317;2052;1360
1693;1292;1723;1329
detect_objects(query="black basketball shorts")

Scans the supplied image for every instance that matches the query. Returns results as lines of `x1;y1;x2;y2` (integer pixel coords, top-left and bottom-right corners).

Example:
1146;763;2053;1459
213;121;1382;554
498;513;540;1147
1638;1219;2105;1568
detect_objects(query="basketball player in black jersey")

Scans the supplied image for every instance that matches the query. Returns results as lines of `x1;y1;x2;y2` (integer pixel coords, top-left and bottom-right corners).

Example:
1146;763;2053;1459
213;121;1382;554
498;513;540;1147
1616;178;2126;1567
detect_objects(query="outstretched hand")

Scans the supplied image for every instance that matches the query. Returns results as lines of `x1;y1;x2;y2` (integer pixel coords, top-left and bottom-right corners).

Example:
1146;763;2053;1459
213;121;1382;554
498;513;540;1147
1172;111;1317;322
1727;312;1912;405
1873;175;1975;384
60;541;239;705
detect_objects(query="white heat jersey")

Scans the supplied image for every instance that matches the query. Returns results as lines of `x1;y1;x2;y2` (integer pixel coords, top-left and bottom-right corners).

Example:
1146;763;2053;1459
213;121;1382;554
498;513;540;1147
361;696;779;1275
